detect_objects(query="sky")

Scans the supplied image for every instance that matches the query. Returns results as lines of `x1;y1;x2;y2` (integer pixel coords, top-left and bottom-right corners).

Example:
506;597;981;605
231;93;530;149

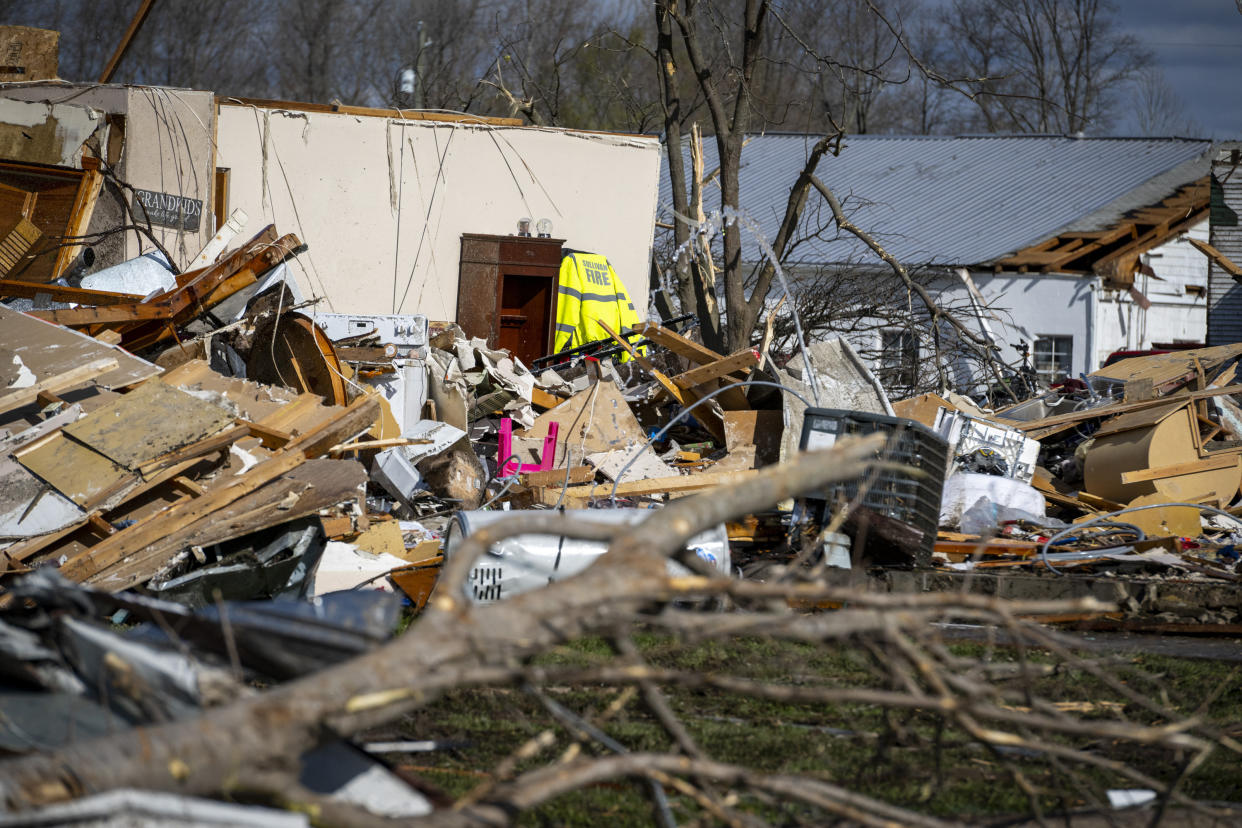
1118;0;1242;138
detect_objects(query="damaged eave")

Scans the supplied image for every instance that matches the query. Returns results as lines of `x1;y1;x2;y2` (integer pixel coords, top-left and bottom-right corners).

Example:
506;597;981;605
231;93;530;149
991;175;1210;284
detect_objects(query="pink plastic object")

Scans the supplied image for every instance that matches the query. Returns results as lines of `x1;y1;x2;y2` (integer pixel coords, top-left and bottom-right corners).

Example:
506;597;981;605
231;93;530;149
498;419;559;476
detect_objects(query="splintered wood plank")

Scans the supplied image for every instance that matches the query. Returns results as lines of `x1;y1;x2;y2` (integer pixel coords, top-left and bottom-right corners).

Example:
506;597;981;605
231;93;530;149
1186;237;1242;277
1120;453;1242;485
58;449;307;584
62;378;234;471
92;457;366;591
634;322;727;367
538;468;759;505
672;348;760;390
519;465;596;488
596;319;690;405
1;456;205;565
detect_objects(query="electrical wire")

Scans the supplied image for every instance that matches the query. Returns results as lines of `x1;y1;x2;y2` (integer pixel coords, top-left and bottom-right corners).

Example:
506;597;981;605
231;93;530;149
1039;502;1241;574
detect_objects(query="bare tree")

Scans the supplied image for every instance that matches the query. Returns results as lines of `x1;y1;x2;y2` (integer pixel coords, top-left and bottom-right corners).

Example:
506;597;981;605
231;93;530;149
1132;65;1202;137
941;0;1147;134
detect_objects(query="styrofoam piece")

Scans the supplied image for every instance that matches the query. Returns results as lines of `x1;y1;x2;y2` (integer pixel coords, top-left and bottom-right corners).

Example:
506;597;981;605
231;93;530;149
934;408;1040;484
310;541;407;595
80;251;176;298
447;509;731;605
939;473;1046;529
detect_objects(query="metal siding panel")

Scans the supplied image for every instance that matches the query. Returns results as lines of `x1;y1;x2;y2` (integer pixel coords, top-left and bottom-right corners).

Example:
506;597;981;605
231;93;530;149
660;135;1211;268
1208;172;1242;345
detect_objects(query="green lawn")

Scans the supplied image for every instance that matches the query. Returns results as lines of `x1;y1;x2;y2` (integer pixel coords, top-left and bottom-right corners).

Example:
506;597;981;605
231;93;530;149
386;631;1242;825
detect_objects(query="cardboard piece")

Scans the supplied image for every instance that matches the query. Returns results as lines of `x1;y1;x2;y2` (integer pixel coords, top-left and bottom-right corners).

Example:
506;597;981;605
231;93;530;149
722;410;783;466
520;380;645;457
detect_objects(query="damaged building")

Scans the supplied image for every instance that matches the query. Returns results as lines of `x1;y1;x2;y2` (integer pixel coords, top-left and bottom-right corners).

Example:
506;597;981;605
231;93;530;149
1;23;1241;827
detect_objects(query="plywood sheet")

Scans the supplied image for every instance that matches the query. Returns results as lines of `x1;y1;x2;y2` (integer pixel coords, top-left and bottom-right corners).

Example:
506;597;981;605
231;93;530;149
17;432;132;508
1093;399;1190;439
161;359;301;423
0;453;83;537
0;304;159;391
1090;343;1242;387
62;378;233;470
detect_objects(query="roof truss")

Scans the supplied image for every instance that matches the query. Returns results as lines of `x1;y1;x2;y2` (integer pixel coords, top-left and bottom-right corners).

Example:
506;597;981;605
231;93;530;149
994;177;1210;286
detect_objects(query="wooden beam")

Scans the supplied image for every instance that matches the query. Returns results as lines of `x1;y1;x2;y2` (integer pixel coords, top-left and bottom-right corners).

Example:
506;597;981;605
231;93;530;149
0;280;145;306
1186;237;1242;278
53;159;104;279
1120;453;1241;485
634;322;728;367
518;465;596;488
536;468;759;505
1005;383;1242;433
98;0;158;83
672;348;760;390
1092;209;1209;277
59;449;307;583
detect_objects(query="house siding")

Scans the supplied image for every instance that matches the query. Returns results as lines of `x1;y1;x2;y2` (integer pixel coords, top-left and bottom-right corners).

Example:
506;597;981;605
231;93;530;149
1208;151;1242;345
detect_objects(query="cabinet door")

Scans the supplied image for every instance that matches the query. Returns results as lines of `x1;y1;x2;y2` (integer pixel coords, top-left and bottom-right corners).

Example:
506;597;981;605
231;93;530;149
498;273;554;365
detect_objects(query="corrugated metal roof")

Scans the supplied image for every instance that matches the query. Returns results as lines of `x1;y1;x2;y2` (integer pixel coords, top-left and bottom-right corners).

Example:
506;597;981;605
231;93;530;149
660;134;1213;267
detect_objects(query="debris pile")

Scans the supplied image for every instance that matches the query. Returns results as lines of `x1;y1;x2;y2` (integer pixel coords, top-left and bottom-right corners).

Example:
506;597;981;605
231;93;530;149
878;344;1242;632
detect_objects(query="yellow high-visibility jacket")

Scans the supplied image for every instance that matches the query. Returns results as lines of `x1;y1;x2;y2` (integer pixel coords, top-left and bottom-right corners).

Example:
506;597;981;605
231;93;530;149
554;250;642;360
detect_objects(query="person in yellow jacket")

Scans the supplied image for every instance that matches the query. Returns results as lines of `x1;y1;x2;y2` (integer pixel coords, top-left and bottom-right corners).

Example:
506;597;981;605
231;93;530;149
554;250;642;360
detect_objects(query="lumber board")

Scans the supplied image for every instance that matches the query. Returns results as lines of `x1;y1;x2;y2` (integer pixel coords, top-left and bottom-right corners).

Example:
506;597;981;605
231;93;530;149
634;322;728;367
2;455;208;565
519;465;596;488
0;357;117;416
545;468;758;503
284;394;381;458
94;458;366;591
1187;237;1242;277
0;280;145;306
1007;383;1242;432
58;449;307;583
596;319;689;405
672;348;760;390
1119;453;1241;485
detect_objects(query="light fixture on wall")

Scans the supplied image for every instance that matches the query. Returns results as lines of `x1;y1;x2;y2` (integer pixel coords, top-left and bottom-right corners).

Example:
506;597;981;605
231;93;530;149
536;218;553;238
516;217;533;237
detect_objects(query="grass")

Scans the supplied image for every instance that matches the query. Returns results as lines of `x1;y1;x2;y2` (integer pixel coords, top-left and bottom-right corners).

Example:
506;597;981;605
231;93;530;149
385;630;1242;825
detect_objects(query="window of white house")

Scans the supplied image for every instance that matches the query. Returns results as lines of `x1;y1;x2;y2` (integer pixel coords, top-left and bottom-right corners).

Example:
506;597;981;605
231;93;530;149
879;329;919;391
1033;336;1073;384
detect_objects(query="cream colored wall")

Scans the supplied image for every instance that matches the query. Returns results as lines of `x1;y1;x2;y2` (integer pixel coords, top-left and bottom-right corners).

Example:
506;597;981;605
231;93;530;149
215;104;661;320
121;86;216;266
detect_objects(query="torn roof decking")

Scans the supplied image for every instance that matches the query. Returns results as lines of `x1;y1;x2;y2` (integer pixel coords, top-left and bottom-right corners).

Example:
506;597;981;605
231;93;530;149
662;134;1214;272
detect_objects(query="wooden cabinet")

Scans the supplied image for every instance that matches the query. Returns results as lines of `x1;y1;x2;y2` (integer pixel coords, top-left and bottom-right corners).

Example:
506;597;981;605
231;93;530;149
457;233;564;366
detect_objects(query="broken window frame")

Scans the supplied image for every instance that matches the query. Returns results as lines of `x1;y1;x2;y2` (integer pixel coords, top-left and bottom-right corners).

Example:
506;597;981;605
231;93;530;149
878;328;919;393
1033;335;1074;384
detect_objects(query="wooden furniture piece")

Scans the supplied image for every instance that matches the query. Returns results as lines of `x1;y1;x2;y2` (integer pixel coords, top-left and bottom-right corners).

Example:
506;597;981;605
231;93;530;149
457;233;564;366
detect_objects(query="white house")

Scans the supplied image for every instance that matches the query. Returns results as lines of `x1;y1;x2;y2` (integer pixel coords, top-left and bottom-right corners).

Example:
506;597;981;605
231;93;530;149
660;134;1216;394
